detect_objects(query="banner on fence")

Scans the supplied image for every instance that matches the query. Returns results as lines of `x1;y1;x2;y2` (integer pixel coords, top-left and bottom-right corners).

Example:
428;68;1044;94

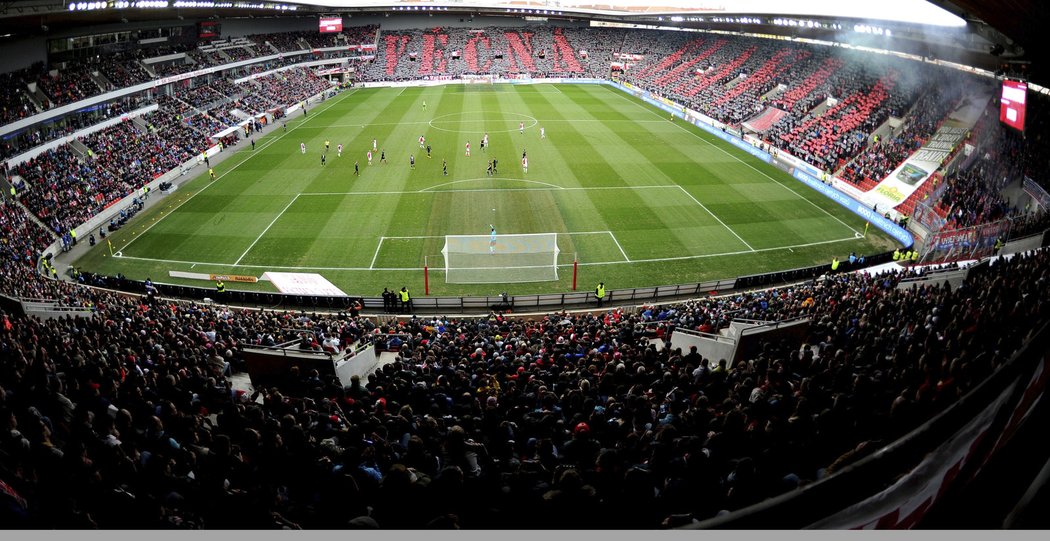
864;126;967;209
1023;176;1050;210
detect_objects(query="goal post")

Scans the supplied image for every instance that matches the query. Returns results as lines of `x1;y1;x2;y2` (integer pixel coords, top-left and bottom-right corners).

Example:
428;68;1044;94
441;233;560;283
463;74;495;85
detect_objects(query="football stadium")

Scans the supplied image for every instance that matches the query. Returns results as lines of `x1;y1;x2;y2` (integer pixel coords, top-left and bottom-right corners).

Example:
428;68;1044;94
1;0;1049;530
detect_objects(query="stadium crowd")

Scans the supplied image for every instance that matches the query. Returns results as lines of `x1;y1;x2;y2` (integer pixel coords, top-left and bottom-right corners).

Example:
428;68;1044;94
2;20;1050;530
7;68;332;234
1;99;138;161
0;196;1047;527
356;26;616;82
839;78;966;186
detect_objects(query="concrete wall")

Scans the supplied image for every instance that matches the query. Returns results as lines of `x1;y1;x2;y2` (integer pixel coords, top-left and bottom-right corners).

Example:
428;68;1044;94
220;14;583;37
220;16;317;37
334;345;380;386
669;329;737;365
0;36;47;73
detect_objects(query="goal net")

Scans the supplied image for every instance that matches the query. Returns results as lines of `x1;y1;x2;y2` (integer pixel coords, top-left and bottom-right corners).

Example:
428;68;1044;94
463;74;495;85
442;233;560;283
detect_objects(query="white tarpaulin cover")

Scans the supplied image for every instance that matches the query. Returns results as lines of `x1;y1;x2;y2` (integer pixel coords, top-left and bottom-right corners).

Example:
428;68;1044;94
262;272;348;296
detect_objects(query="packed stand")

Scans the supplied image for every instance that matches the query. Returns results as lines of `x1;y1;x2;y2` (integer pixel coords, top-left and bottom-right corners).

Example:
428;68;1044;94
357;26;616;82
143;110;213;156
0;220;1047;527
246;30;315;53
232;93;278;115
35;64;103;108
0;66;44;125
0;199;56;297
839;76;965;185
152;58;201;78
616;29;926;173
94;53;154;89
247;68;331;110
80;116;202;188
12;144;126;235
1;99;137;161
171;82;231;110
221;45;262;63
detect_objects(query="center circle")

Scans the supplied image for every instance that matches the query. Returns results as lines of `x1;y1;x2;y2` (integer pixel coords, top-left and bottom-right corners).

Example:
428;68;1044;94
428;111;539;134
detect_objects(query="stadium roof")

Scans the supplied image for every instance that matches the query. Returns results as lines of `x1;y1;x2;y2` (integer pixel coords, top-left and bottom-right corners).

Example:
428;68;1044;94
290;0;967;27
0;0;1044;75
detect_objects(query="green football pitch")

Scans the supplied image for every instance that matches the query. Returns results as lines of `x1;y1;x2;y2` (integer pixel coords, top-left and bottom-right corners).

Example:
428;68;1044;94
74;84;898;297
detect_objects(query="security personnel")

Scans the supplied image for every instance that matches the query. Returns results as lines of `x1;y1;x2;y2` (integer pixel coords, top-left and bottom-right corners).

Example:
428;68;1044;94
399;286;412;312
893;248;901;261
994;237;1004;255
216;280;226;293
69;229;77;246
595;281;606;307
830;257;840;272
382;288;394;312
911;250;919;263
209;168;216;180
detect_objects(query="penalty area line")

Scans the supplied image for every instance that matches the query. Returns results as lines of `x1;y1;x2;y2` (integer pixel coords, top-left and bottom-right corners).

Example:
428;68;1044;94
608;85;862;238
114;88;356;256
369;237;385;270
233;193;300;266
111;235;858;271
607;231;631;262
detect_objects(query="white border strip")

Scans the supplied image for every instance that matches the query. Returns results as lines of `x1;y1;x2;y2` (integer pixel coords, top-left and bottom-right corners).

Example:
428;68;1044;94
114;235;856;271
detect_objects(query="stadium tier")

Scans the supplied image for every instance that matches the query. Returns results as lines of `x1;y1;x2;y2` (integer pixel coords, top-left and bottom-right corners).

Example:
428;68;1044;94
1;5;1050;531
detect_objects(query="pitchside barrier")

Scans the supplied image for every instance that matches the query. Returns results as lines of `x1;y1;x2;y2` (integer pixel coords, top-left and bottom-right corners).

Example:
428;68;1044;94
687;318;1050;529
48;248;898;316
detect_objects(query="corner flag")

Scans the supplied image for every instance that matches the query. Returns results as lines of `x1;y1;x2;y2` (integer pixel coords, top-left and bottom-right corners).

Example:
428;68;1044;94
107;238;113;256
864;222;870;237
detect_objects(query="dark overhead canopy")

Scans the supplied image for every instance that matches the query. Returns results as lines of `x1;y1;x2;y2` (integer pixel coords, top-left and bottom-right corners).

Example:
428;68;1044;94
0;1;1045;70
930;0;1046;55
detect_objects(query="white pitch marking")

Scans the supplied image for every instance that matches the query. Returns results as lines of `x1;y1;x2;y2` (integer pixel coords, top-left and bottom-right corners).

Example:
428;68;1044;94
233;193;300;266
607;231;631;262
298;185;679;196
116;88;356;256
420;177;565;192
676;185;755;252
369;237;385;270
607;86;862;236
114;235;857;271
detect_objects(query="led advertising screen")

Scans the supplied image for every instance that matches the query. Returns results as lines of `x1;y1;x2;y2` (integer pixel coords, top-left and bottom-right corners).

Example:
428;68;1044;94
1000;79;1027;131
320;16;343;33
198;21;219;39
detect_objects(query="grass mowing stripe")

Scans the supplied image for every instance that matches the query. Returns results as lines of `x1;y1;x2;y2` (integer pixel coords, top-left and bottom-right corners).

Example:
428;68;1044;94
675;186;755;251
233;193;300;265
117;88;357;255
528;85;737;257
601;84;861;235
76;84;898;296
114;234;857;270
608;231;631;262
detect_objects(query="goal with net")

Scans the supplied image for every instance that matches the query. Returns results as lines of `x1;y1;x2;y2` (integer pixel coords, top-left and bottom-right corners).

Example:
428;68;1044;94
441;233;560;283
